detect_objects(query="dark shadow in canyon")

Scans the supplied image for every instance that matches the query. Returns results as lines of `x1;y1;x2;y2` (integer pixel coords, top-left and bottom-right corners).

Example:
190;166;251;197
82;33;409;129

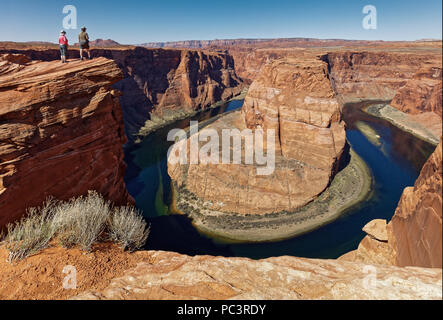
144;215;234;256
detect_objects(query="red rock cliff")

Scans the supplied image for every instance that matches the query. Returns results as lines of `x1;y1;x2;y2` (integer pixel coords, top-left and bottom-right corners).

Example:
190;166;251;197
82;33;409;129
0;54;131;228
341;140;442;268
388;139;442;268
390;65;442;117
97;48;244;142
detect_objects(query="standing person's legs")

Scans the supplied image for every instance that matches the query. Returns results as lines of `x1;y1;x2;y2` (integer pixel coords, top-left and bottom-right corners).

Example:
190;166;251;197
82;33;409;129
60;45;66;63
80;48;83;60
86;49;91;59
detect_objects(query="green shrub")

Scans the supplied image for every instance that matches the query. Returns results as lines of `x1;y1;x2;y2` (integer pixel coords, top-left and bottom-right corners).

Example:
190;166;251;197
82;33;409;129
108;206;150;252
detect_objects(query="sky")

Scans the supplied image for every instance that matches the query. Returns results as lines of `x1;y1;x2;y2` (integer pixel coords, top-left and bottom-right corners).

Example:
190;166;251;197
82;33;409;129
0;0;441;44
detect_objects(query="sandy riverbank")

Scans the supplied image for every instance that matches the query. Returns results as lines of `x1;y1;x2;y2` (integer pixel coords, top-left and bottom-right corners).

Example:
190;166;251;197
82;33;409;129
364;104;441;146
171;148;373;243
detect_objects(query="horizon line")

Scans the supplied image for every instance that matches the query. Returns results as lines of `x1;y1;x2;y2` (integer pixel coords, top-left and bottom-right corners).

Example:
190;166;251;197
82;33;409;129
2;36;442;46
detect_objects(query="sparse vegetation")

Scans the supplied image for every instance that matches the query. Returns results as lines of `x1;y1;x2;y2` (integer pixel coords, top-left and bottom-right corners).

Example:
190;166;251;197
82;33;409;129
52;191;111;251
1;191;150;262
108;206;150;252
3;199;56;263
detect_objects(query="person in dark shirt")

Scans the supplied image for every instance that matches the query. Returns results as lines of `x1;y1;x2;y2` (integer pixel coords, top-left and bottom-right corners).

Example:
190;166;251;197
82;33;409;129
78;27;91;60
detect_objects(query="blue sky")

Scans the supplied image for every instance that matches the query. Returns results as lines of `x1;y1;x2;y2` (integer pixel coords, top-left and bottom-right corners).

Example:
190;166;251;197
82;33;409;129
1;0;441;44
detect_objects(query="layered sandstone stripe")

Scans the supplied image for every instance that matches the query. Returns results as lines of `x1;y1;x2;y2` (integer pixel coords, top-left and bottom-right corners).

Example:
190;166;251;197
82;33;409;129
391;66;442;116
242;57;346;171
0;55;131;227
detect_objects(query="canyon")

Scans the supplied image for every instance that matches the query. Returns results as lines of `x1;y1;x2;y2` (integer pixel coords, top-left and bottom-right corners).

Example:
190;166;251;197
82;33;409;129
0;40;441;299
168;56;361;241
0;45;244;144
168;43;442;241
0;47;244;228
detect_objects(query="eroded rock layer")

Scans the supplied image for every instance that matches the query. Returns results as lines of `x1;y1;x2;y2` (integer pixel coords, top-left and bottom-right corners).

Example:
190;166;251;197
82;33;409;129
74;250;442;300
100;48;244;142
242;57;346;171
0;55;131;227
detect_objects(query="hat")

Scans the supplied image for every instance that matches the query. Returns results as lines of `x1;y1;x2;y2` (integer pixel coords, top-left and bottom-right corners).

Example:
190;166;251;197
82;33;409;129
81;26;87;31
60;30;66;34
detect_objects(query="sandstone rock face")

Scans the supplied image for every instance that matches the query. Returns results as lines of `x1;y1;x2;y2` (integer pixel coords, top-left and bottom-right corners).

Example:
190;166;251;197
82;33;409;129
326;52;438;103
0;56;131;228
339;222;395;266
362;219;388;242
74;250;442;300
168;57;346;215
242;58;346;171
99;48;244;142
342;140;442;268
391;66;442;116
388;139;442;268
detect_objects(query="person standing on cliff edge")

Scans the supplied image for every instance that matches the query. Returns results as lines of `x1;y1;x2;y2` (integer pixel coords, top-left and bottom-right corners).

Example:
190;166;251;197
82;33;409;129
58;30;68;63
78;27;91;60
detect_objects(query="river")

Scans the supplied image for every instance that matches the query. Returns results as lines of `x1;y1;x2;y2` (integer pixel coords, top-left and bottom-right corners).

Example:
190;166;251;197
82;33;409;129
123;99;435;259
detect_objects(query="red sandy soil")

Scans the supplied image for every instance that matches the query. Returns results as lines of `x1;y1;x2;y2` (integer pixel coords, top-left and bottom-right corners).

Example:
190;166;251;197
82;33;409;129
0;242;152;300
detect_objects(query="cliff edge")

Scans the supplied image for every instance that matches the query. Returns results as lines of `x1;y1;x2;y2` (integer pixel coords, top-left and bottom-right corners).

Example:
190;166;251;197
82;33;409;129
0;54;131;228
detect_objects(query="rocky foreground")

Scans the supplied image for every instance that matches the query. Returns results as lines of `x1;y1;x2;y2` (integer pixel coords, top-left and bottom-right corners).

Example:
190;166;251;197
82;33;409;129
73;250;442;300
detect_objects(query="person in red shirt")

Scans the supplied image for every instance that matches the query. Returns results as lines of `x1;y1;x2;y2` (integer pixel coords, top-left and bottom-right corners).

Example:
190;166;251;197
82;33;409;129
58;30;69;63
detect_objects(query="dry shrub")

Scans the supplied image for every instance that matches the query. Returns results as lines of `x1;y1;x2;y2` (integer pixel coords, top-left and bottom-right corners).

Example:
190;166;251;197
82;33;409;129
52;191;111;251
2;191;150;261
3;199;56;262
108;206;150;252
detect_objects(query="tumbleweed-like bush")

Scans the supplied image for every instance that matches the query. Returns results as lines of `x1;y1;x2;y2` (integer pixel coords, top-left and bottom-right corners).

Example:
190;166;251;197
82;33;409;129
3;199;57;262
1;191;150;262
52;191;111;251
108;206;150;252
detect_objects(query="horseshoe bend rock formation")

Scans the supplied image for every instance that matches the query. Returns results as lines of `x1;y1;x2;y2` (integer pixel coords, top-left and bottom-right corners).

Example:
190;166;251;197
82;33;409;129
341;139;442;268
168;57;348;223
0;55;131;228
